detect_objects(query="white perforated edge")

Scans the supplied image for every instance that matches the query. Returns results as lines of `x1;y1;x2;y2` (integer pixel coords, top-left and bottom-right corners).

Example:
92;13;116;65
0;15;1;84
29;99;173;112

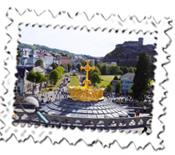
0;8;171;150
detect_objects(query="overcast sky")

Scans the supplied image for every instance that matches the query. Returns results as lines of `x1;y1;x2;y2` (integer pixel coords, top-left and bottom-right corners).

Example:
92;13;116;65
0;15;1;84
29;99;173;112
19;25;156;57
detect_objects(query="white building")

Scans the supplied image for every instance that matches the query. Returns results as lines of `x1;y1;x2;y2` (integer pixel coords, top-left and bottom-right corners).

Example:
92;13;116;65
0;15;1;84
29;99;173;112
15;66;45;93
120;73;135;92
71;55;83;69
21;48;32;56
26;52;55;68
27;54;39;66
103;61;117;66
84;57;97;65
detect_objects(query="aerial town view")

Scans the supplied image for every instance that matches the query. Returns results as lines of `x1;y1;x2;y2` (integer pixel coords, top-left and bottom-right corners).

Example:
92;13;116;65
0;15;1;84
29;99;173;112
13;27;156;134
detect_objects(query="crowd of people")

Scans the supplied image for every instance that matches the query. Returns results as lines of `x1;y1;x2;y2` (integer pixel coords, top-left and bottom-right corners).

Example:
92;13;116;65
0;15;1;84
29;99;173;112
39;75;70;103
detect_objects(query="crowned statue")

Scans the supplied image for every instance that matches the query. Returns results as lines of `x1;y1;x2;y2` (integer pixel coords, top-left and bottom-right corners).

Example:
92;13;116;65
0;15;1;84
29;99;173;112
68;60;105;101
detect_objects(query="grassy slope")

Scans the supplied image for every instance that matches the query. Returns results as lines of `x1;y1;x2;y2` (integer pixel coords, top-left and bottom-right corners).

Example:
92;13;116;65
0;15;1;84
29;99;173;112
41;77;63;93
69;76;80;86
99;75;115;87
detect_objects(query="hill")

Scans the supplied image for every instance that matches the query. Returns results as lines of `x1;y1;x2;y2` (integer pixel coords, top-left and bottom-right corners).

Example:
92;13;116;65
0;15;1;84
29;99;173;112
18;43;92;57
102;46;157;67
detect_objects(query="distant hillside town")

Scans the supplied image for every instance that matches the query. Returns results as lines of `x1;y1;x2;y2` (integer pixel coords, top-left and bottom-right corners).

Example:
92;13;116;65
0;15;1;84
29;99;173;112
17;47;102;69
15;38;156;94
102;38;157;67
17;37;156;69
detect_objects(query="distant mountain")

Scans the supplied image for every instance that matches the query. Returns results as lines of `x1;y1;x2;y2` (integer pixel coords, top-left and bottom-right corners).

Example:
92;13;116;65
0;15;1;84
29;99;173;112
18;43;92;57
102;45;157;67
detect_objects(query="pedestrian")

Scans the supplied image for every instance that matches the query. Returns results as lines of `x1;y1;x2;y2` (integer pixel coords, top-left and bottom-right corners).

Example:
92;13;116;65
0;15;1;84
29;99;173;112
136;110;140;116
138;110;140;116
141;127;147;134
143;106;146;113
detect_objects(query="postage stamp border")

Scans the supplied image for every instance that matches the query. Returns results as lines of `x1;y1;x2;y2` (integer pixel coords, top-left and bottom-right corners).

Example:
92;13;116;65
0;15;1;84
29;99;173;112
0;8;172;150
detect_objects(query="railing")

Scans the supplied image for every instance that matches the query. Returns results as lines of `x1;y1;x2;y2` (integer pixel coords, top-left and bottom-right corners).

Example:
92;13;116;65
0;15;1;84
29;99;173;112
13;112;152;129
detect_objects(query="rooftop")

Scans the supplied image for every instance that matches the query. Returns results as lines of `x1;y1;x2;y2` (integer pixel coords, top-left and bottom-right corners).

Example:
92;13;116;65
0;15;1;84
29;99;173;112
33;66;45;72
15;66;33;78
121;73;135;79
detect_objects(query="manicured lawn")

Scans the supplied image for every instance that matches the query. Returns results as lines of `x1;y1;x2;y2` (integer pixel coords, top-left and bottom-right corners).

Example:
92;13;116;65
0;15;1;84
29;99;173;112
69;76;80;86
99;75;116;87
99;81;110;87
100;75;115;81
64;73;72;76
40;77;63;93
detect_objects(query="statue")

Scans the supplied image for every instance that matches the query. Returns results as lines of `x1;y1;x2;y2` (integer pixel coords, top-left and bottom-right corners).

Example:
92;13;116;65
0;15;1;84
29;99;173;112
68;60;105;101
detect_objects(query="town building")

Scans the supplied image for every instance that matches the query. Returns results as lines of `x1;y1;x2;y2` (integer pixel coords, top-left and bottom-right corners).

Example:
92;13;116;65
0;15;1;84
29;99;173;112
71;55;83;69
116;38;143;48
27;53;40;66
84;57;100;65
111;73;135;93
15;66;45;94
103;60;117;66
84;57;95;65
60;56;71;68
15;66;33;93
20;48;32;56
120;73;135;93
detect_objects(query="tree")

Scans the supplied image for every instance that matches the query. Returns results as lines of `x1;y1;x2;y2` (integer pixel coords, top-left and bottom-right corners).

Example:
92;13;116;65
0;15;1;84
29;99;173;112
131;52;150;101
55;66;64;79
149;55;152;60
91;72;101;86
17;51;21;57
51;63;58;70
80;59;86;66
89;66;101;80
16;51;21;64
27;70;37;94
95;59;98;66
128;66;134;73
115;81;122;94
76;62;81;72
67;63;72;72
89;61;93;67
68;55;73;58
60;63;65;68
101;64;109;75
121;52;126;59
96;63;102;71
49;70;59;84
109;65;120;75
105;84;113;93
27;70;40;94
118;52;126;59
150;63;156;78
35;71;47;91
120;66;129;74
118;70;123;75
133;67;137;73
35;59;44;69
42;75;47;89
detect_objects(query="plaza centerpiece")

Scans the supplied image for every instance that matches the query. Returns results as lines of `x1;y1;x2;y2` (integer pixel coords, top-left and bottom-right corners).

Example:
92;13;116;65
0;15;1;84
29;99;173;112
68;60;105;101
